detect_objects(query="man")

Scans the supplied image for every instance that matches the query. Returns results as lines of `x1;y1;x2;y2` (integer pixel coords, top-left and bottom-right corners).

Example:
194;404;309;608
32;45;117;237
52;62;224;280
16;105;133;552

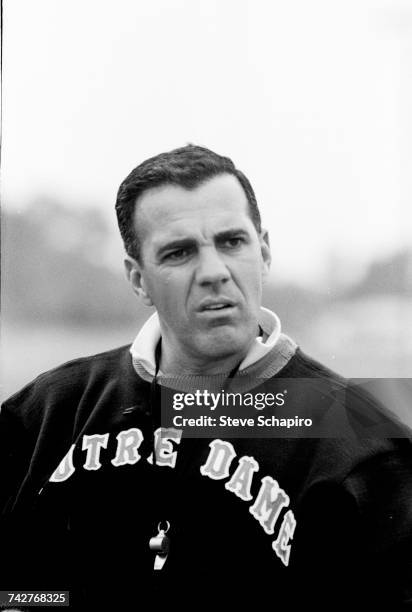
1;145;411;609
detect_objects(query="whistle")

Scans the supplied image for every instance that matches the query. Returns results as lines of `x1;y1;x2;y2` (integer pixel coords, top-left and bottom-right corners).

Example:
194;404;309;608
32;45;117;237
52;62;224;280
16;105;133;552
149;521;170;570
149;532;170;554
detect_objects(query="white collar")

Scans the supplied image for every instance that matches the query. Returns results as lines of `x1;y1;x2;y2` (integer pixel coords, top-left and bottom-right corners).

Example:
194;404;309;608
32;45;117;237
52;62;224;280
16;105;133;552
130;307;282;376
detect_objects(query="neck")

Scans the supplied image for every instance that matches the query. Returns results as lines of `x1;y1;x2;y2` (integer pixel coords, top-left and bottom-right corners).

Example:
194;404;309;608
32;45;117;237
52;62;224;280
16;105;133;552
159;342;252;376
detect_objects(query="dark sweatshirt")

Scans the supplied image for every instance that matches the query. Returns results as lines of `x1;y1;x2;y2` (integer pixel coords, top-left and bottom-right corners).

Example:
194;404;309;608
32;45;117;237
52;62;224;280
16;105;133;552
1;344;411;609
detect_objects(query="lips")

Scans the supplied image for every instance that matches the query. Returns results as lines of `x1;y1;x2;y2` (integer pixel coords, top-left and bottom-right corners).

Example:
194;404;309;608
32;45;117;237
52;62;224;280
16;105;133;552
204;304;230;310
198;298;236;312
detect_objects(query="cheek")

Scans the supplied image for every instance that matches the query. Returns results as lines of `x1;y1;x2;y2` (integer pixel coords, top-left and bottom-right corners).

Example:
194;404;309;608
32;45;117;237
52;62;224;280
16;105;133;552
144;269;174;298
148;274;189;314
237;260;264;293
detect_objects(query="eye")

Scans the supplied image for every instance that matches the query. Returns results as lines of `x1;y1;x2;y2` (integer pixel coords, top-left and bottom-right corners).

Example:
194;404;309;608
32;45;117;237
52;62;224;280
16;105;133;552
221;237;244;249
165;248;191;261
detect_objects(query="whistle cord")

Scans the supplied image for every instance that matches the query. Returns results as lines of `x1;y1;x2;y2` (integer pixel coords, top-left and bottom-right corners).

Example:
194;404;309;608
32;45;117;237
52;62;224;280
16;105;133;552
148;339;245;570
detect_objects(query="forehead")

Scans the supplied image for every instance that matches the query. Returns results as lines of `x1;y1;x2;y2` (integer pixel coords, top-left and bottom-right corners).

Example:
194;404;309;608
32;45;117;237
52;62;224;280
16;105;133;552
134;174;254;251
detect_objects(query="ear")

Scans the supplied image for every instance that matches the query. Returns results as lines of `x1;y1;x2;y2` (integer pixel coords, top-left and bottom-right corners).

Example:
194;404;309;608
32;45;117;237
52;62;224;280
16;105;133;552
259;229;271;279
124;256;154;307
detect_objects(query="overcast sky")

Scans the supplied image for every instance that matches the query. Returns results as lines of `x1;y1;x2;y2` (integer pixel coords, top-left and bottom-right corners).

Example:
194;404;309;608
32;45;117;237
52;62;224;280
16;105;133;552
2;0;412;285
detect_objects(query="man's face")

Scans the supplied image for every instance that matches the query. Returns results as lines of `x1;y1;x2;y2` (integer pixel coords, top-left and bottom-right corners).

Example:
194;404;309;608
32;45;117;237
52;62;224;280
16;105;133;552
127;173;271;370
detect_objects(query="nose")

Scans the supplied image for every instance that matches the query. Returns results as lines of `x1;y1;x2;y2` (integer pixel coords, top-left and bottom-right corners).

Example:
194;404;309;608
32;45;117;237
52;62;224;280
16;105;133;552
195;246;231;286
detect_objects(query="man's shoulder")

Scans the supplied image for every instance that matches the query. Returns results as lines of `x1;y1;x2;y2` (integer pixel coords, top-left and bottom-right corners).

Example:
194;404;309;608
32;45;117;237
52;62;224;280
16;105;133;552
276;346;412;439
280;347;347;385
40;343;133;377
2;344;135;412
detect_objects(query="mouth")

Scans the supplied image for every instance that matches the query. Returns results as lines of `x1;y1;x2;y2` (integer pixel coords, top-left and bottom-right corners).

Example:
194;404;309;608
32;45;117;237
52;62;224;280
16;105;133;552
202;304;232;311
197;299;237;315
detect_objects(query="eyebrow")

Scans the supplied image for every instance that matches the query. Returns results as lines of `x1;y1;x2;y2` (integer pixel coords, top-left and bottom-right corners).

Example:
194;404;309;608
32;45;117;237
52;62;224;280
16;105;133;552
155;228;250;259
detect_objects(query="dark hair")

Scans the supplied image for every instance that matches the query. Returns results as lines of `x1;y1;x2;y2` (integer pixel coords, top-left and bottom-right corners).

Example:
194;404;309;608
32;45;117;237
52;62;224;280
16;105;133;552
115;144;262;262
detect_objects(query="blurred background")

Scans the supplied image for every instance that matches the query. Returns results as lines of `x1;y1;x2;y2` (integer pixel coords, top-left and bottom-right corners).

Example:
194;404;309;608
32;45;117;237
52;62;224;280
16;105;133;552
1;1;411;413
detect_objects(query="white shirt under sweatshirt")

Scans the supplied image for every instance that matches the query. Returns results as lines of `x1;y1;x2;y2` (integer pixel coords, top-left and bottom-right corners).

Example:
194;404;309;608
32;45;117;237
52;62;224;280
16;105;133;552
130;307;296;380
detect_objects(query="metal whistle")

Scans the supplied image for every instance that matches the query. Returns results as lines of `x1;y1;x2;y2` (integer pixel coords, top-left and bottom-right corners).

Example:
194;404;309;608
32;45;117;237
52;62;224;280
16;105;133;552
149;521;170;570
